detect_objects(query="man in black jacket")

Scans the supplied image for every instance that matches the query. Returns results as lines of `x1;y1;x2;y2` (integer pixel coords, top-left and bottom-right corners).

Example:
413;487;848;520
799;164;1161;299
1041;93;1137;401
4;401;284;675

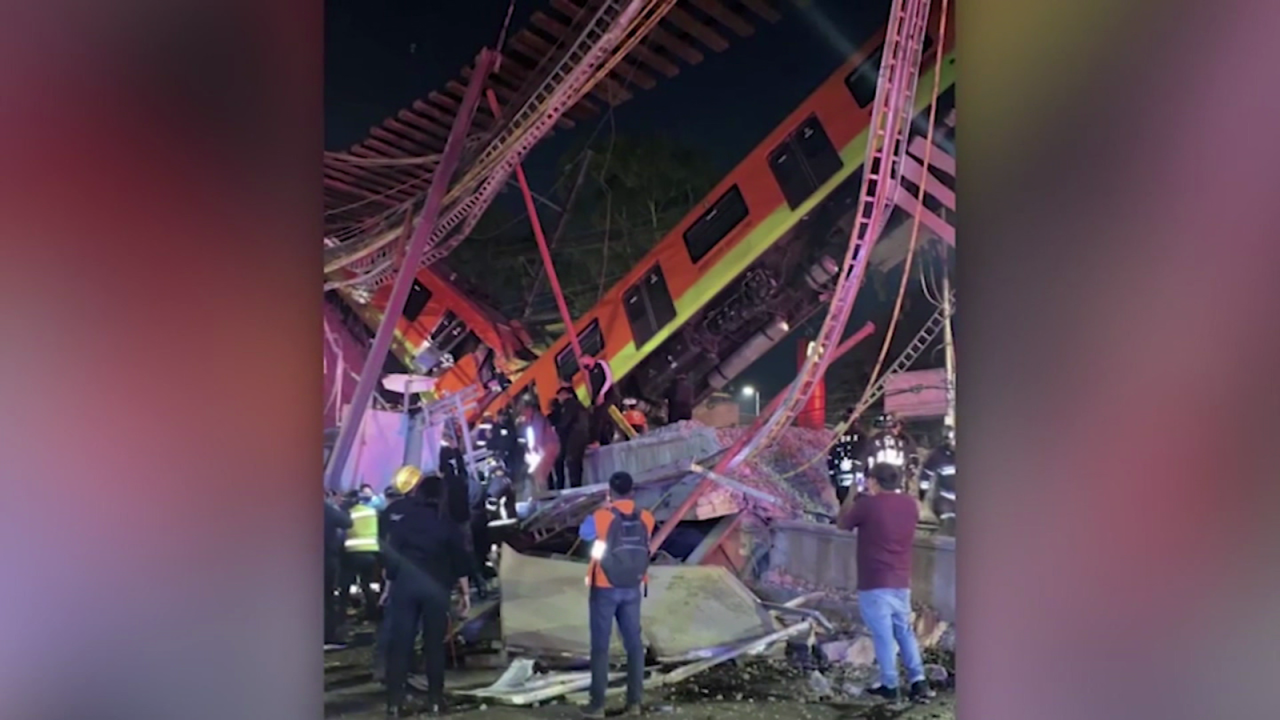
439;443;486;598
665;374;695;425
324;497;352;649
551;385;590;490
382;474;472;716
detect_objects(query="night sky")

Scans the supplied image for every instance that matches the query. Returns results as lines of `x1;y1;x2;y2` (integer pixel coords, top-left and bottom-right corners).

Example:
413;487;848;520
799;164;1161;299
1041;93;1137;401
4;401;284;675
324;0;939;410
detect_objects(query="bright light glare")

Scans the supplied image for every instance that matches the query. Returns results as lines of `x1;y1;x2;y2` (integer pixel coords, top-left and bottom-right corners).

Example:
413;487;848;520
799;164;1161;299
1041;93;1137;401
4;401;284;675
741;386;755;397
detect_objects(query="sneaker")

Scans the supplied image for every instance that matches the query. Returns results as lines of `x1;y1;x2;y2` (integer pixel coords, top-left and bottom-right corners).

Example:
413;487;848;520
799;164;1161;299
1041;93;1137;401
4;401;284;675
909;680;935;704
580;705;606;719
867;684;899;701
624;703;644;715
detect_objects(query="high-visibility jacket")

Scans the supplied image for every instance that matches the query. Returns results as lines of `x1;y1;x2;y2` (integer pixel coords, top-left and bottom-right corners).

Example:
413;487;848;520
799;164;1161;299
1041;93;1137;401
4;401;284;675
344;503;380;553
583;499;655;589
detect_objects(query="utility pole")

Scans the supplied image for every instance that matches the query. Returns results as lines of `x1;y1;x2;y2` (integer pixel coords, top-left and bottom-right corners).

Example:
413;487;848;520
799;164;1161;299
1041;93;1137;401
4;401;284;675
323;50;495;492
941;266;956;433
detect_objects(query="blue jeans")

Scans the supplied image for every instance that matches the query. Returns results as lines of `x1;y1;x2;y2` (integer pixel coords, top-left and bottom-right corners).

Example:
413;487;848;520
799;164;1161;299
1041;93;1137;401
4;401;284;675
858;588;926;689
588;586;644;709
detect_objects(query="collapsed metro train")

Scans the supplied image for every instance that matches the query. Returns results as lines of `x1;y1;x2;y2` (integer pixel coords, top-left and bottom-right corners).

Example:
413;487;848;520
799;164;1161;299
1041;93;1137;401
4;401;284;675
334;263;538;401
486;3;957;415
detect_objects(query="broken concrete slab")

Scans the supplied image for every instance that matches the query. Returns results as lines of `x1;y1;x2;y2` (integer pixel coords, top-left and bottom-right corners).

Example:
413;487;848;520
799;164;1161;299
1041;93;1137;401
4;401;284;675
760;520;956;623
583;421;723;487
498;546;778;662
820;635;877;667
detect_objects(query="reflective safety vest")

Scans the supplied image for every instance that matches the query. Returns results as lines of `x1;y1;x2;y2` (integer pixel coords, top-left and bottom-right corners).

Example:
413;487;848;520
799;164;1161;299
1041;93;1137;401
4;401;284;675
869;434;907;468
584;500;654;588
345;504;380;553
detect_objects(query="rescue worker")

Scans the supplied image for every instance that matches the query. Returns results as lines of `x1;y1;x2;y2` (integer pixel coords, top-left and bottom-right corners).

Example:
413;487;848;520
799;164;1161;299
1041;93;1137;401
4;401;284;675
919;426;956;531
620;398;647;437
863;414;918;493
439;441;486;600
519;391;559;496
360;482;388;511
382;468;472;717
324;493;353;650
664;374;695;424
828;416;869;504
371;483;404;684
582;355;620;447
340;491;383;626
551;384;590;490
578;472;655;718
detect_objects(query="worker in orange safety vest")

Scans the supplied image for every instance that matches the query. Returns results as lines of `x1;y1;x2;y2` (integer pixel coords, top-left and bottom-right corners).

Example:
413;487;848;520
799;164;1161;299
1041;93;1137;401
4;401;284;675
577;472;656;717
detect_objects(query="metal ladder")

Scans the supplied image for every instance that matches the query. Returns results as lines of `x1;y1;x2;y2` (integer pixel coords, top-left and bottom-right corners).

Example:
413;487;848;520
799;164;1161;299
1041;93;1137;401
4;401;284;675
732;0;934;464
844;289;955;424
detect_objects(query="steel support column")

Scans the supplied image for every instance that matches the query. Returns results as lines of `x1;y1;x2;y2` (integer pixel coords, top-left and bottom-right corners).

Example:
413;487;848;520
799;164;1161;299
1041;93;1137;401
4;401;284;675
324;50;496;491
485;88;589;387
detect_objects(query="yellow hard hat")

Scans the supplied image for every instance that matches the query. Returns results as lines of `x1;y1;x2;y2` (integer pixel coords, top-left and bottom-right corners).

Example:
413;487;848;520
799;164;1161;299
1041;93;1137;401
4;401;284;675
392;465;423;495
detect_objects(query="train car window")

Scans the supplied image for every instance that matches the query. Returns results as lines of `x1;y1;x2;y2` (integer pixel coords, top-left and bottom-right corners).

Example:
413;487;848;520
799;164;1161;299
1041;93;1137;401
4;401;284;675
769;143;813;209
428;311;460;344
770;115;844;209
643;265;678;337
845;35;935;109
683;185;749;264
846;45;883;108
795;115;843;190
623;264;678;347
555;319;605;382
403;279;433;322
452;330;481;360
623;284;653;347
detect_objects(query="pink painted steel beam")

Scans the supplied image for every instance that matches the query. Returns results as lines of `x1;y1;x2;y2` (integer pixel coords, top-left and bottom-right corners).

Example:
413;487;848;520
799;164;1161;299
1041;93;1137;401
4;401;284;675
893;185;955;246
899;153;956;210
484;88;588;382
324;50;496;491
907;135;955;176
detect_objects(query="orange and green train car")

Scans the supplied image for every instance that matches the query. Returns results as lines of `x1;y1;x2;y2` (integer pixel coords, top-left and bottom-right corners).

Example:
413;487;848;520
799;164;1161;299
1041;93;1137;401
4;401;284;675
485;3;956;414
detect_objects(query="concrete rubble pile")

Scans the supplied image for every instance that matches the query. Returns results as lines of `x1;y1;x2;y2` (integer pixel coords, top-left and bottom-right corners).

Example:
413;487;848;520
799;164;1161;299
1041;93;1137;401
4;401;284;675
437;419;955;707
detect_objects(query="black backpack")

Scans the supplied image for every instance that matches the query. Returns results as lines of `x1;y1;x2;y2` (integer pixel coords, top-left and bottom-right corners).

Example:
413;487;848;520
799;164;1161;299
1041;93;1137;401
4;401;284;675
598;507;651;589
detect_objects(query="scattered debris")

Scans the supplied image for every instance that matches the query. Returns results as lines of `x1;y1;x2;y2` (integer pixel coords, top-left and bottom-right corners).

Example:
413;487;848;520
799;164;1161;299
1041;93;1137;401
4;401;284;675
821;635;878;668
807;669;834;698
924;664;949;685
498;546;780;661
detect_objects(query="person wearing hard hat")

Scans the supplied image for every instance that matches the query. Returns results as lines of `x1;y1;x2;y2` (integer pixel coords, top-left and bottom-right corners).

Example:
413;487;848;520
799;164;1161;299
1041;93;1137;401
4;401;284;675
381;467;473;717
621;398;647;437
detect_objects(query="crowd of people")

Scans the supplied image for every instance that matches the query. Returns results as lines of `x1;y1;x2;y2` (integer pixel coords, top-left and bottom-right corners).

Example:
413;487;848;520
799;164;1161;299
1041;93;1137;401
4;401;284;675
520;357;696;494
323;452;493;716
828;412;957;530
322;364;948;716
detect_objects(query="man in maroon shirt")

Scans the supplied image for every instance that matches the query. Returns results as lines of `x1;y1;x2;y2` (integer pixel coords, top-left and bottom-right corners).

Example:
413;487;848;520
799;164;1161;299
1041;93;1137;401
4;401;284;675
838;463;933;704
